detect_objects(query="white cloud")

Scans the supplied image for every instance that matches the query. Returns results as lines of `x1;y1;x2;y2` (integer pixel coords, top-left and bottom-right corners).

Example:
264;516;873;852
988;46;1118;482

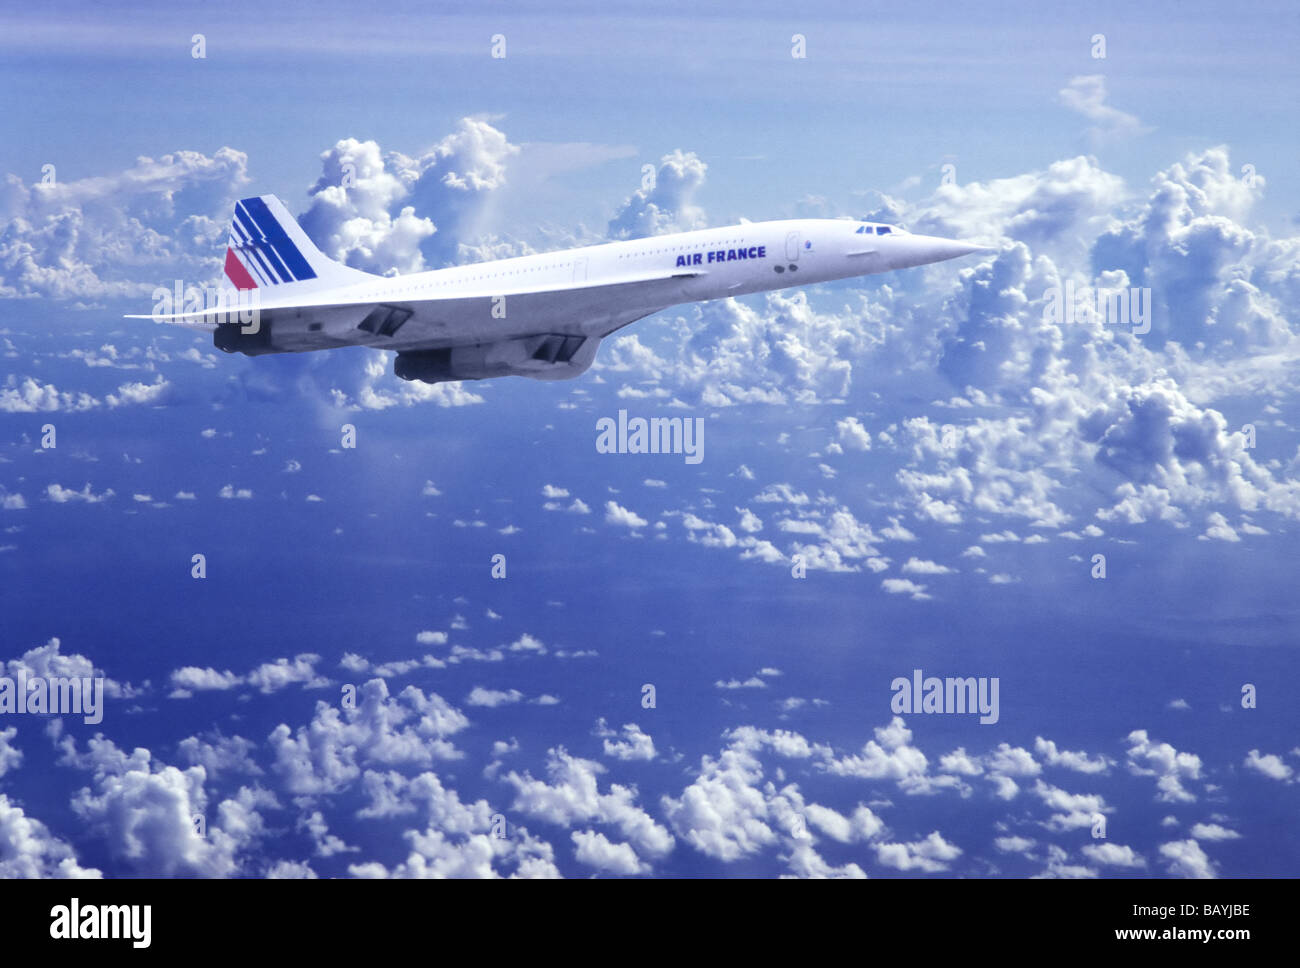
881;578;930;600
217;484;252;500
1125;730;1203;802
571;830;647;875
46;482;114;504
608;149;707;240
1081;842;1146;868
465;687;524;708
994;835;1036;855
0;377;100;412
835;416;872;451
1031;779;1111;831
1159;839;1217;879
0;147;251;299
1244;749;1293;782
269;679;467;795
1034;737;1111;774
505;748;673;861
0;794;101;878
1058;74;1148;145
875;831;962;872
901;558;955;575
246;654;327;694
604;500;648;528
106;376;169;408
601;723;656;762
170;667;240;694
1190;822;1241;841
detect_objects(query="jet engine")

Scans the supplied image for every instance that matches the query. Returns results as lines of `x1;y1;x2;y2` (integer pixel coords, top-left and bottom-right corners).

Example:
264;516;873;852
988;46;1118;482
213;319;275;355
395;333;597;384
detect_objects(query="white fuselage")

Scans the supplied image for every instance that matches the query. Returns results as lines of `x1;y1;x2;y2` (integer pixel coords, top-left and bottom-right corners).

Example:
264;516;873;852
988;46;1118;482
137;193;985;384
255;219;980;357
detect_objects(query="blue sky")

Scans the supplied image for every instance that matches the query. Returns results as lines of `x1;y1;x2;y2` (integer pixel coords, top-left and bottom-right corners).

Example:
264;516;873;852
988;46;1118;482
1;0;1298;877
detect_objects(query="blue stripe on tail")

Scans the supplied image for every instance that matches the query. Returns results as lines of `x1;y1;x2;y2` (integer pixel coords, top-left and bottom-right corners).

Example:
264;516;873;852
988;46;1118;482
241;197;317;282
236;202;292;283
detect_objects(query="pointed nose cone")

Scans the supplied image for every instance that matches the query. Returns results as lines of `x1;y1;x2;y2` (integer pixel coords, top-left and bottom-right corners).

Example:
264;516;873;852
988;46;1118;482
941;239;994;259
914;235;994;263
887;235;993;270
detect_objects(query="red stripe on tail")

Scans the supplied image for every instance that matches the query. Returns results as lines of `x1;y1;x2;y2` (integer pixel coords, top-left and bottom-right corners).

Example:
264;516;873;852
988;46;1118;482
224;247;258;290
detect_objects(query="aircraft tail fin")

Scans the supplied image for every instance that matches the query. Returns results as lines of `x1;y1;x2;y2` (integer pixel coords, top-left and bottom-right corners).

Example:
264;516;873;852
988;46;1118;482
223;194;370;292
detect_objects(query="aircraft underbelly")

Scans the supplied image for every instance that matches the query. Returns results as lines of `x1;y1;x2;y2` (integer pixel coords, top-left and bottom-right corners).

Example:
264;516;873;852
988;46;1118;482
263;276;689;354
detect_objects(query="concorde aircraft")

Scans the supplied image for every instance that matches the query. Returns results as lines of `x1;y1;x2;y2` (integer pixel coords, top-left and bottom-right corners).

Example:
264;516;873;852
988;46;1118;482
131;194;986;385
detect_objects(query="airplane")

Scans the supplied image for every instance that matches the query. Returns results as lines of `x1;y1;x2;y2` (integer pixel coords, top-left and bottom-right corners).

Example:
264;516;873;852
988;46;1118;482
131;194;987;385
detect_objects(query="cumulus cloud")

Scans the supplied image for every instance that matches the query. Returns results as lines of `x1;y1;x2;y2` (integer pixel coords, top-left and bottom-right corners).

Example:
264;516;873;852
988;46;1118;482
6;636;137;699
1034;737;1111;774
505;748;674;861
269;679;468;796
881;577;931;600
571;830;648;875
661;727;848;868
1244;749;1293;782
64;734;273;876
0;377;100;412
246;654;328;694
46;482;114;504
901;558;955;575
608;150;707;240
823;718;964;796
0;148;250;298
1190;822;1241;841
604;500;648;529
167;654;326;698
875;831;962;872
1125;730;1203;802
298;118;520;274
835;416;873;451
599;722;656;762
1159;839;1217;879
170;667;241;695
602;289;873;407
465;687;524;708
1081;842;1146;868
0;794;101;878
106;376;169;407
1031;779;1111;831
298;137;435;274
350;770;559;878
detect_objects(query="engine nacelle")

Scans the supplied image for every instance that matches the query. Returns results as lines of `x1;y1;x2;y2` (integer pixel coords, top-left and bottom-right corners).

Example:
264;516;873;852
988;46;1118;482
213;319;275;355
395;334;598;384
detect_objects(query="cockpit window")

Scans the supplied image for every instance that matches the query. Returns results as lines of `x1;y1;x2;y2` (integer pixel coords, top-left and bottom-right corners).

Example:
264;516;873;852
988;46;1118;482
856;222;907;235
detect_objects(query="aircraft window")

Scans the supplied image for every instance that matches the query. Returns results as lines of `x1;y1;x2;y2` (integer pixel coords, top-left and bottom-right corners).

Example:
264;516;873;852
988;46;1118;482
856;226;867;233
877;226;891;235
